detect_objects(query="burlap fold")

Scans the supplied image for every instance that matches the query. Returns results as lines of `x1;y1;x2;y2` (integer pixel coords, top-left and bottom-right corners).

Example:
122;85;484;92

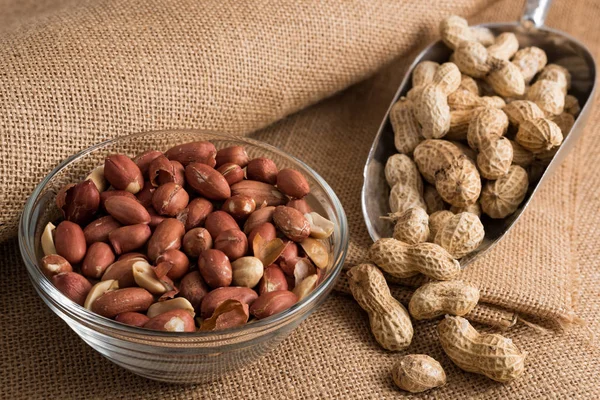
0;0;496;241
2;0;600;398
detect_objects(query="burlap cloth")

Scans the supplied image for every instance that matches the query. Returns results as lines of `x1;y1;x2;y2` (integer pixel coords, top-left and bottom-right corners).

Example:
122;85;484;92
1;0;599;398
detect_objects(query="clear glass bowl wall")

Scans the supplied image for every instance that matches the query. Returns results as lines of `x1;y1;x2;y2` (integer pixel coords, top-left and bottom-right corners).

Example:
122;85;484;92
19;130;348;384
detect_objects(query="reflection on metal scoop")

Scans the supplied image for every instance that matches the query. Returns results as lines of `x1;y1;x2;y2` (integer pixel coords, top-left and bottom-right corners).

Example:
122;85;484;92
361;0;596;266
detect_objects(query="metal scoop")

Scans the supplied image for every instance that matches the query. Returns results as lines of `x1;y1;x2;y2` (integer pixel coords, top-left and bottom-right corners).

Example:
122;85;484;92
361;0;596;266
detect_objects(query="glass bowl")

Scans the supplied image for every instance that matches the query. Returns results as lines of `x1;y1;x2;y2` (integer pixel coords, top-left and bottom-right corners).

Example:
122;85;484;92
18;130;348;384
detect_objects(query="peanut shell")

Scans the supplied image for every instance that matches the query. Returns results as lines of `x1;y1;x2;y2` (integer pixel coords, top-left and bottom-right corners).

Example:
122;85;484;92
451;41;491;78
413;139;463;184
412;61;439;87
450;202;481;217
512;46;547;83
347;264;413;351
457;74;479;94
422;184;446;214
409;281;479;320
391;354;447;393
384;153;423;194
467;107;509;151
526;79;565;115
438;316;526;382
563;95;580;116
477;136;513;180
439;16;472;49
369;238;460;281
389;99;423;154
480;165;529;218
486;61;526;98
412;85;451;139
515;118;563;153
503;100;545;127
428;210;454;242
509;140;534;168
469;26;495;46
431;63;461;96
391;207;429;245
434;212;485;258
434;156;481;208
537;64;571;92
389;182;426;214
487;32;519;60
551;112;575;136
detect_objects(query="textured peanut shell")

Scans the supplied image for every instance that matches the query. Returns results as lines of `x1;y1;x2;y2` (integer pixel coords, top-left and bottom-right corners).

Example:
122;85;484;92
446;109;476;140
458;74;479;95
448;90;504;111
438;316;527;382
537;64;571;92
405;85;423;102
447;89;482;110
486;61;526;98
469;26;495;46
434;212;485;258
486;32;519;60
512;46;547;83
526;79;565;115
384;154;423;194
477;136;513;180
515;117;563;153
481;96;506;108
450;202;481;217
563;95;580;116
413;139;463;183
503;100;545;127
448;114;473;141
389;182;426;214
467;107;508;150
509;140;534;168
551;112;575;136
392;208;430;245
423;184;446;214
439;15;473;50
480;165;529;219
431;62;461;96
428;210;454;241
535;113;573;163
435;156;481;208
347;264;413;351
391;354;446;393
450;41;491;78
389;99;423;154
409;280;479;320
369;238;460;280
412;85;451;139
412;61;440;88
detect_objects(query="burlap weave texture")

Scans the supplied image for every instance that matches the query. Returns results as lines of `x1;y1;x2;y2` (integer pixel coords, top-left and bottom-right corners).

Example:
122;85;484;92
0;0;493;241
1;0;600;398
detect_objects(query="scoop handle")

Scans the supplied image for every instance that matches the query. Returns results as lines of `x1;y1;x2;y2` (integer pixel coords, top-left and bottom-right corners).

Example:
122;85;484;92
521;0;553;27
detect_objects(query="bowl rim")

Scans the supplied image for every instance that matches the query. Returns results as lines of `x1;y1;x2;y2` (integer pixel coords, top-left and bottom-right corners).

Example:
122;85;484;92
19;129;349;339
